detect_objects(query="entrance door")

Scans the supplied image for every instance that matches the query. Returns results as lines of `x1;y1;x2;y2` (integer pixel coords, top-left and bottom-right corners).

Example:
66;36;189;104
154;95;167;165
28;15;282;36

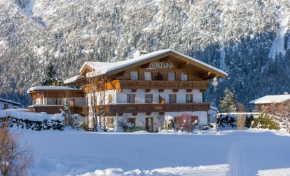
145;117;154;133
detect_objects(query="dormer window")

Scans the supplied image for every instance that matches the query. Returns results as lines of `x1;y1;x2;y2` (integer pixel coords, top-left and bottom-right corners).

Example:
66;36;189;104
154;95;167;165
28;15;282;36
131;71;138;80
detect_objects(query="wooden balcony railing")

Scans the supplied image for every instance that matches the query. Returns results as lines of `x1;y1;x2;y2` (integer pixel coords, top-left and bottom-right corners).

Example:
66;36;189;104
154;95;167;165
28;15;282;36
84;80;210;93
95;103;211;116
29;105;89;116
117;80;209;90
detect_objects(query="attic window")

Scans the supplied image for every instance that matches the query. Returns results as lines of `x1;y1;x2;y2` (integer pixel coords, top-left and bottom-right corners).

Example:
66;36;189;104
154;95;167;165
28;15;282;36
181;73;188;81
131;72;138;80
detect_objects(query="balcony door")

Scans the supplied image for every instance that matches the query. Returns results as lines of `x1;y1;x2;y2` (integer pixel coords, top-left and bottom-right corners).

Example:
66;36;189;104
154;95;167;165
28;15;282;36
145;117;154;133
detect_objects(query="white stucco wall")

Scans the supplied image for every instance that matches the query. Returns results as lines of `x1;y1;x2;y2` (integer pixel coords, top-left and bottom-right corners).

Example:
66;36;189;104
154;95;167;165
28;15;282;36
0;101;17;110
164;111;208;125
87;89;117;105
115;112;163;132
116;89;202;104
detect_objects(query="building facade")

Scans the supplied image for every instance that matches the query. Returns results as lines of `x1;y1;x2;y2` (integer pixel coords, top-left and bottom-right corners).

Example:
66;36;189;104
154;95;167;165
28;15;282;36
65;49;227;132
0;98;21;110
27;86;88;118
250;94;290;115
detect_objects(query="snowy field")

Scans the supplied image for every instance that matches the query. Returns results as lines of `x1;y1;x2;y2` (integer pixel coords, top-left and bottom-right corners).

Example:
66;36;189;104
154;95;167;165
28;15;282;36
18;128;290;176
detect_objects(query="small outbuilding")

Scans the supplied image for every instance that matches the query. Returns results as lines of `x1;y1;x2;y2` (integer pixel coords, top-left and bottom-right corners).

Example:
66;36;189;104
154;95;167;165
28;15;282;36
0;98;21;110
250;94;290;114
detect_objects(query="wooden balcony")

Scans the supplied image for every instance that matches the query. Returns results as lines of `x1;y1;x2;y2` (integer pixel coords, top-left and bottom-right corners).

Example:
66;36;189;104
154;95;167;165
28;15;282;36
95;103;211;116
116;80;209;90
29;105;89;116
84;80;210;93
70;106;89;116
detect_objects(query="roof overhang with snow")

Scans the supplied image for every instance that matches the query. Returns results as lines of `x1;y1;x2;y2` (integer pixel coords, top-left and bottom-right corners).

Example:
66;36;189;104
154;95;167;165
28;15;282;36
27;86;83;94
249;95;290;104
0;98;21;105
79;49;228;79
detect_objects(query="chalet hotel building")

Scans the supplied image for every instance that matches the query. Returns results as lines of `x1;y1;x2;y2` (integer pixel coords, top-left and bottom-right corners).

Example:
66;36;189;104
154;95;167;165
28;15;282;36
29;49;227;132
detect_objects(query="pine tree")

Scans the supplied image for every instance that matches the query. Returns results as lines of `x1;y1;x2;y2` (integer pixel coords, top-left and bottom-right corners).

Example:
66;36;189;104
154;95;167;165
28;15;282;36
220;88;236;113
41;62;61;86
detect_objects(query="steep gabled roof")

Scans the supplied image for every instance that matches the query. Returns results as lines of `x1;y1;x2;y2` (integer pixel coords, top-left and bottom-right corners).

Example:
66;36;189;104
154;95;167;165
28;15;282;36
79;49;228;78
249;95;290;104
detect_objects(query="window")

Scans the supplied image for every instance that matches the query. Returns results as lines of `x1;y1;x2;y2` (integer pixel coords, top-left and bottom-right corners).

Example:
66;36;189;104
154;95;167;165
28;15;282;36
106;117;114;128
181;73;188;81
169;94;176;103
145;94;153;103
4;103;8;110
108;94;112;104
47;98;55;105
186;94;193;103
131;71;138;80
55;98;61;105
127;94;135;103
144;72;152;80
127;118;136;127
168;72;175;81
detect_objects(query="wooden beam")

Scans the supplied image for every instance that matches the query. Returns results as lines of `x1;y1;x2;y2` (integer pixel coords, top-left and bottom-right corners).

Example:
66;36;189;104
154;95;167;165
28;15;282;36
177;63;188;69
146;112;151;116
200;89;206;92
159;89;164;92
173;89;179;92
187;89;192;92
145;89;151;92
159;112;165;115
132;89;137;92
132;113;138;116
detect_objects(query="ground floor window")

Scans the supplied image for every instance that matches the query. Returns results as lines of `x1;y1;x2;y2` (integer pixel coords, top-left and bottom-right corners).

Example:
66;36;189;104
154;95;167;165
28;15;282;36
47;98;62;105
106;117;114;128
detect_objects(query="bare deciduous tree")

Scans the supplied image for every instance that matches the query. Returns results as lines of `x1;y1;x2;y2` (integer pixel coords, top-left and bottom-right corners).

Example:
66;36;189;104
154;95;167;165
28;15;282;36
0;122;33;176
236;115;246;131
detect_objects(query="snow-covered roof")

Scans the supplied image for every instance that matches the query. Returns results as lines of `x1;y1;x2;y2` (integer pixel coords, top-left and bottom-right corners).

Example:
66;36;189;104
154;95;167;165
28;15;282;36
250;95;290;104
64;75;84;84
0;98;21;105
80;49;228;78
27;86;82;93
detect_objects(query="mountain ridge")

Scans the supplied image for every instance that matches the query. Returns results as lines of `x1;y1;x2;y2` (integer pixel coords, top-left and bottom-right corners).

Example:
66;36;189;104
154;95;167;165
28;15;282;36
0;0;290;109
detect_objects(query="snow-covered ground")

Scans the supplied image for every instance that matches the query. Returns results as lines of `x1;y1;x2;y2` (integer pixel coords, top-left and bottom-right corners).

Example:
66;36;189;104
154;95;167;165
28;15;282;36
18;128;290;176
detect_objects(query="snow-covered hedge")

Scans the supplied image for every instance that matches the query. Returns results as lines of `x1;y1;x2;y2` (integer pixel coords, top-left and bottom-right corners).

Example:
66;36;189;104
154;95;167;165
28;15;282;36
0;110;64;131
217;114;254;128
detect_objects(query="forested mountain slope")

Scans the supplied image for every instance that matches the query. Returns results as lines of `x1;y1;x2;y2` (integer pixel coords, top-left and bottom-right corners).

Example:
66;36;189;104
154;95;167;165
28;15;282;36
0;0;290;109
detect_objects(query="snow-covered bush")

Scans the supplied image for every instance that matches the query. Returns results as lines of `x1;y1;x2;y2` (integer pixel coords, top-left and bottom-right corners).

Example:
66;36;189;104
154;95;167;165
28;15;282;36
118;119;135;132
175;113;198;133
217;114;254;129
217;115;236;128
4;117;64;131
0;114;64;131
